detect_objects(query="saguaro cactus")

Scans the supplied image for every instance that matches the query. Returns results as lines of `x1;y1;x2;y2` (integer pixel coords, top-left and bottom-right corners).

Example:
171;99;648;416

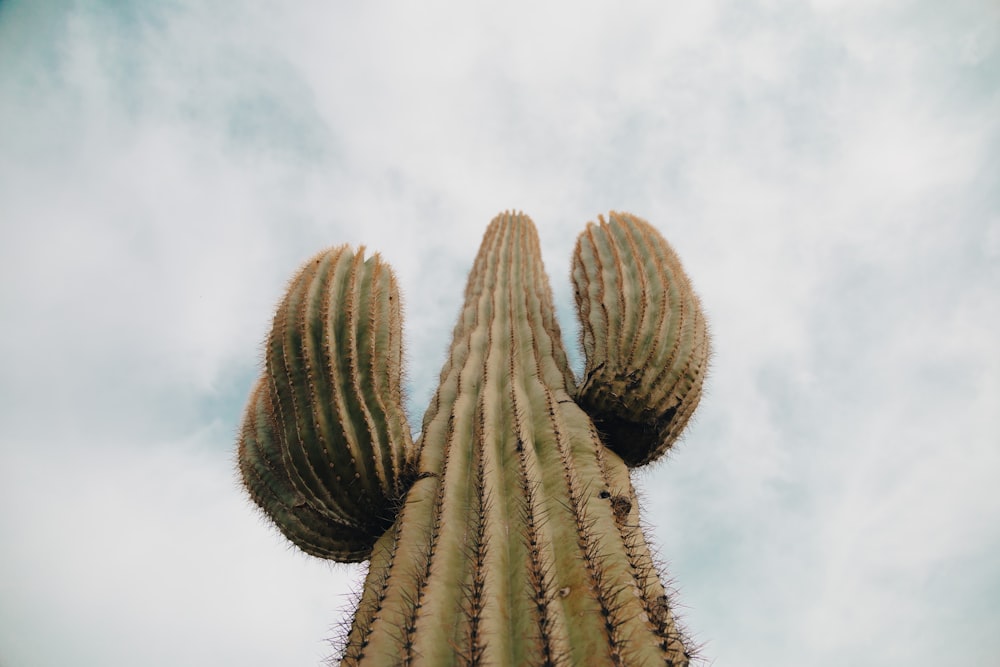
238;211;710;666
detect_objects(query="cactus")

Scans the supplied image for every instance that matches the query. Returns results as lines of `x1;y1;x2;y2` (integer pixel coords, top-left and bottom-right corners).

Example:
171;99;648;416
238;211;710;666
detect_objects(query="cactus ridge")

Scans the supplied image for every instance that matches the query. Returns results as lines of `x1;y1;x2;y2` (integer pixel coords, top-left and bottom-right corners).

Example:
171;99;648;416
239;211;709;665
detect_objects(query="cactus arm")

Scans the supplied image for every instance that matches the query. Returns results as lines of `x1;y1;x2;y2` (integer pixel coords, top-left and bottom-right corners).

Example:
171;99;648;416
237;245;416;562
572;212;710;467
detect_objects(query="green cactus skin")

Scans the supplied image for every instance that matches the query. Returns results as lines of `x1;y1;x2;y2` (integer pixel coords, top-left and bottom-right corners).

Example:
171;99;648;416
238;212;709;666
572;212;711;467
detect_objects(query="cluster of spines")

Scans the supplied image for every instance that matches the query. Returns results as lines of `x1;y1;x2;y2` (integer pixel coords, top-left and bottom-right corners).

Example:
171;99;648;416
572;212;711;467
593;431;694;664
457;447;489;667
238;245;416;562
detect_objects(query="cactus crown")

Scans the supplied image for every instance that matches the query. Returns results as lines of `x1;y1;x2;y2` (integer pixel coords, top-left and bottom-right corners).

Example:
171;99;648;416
239;211;710;666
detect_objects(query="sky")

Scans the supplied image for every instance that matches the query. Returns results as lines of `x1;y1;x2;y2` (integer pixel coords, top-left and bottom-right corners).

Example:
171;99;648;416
0;0;998;665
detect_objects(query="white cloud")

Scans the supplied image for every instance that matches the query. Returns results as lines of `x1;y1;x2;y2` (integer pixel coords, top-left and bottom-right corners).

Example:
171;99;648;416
0;429;366;667
1;0;998;665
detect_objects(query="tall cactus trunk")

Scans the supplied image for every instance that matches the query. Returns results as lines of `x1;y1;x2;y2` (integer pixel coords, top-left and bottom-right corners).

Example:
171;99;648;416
238;211;708;667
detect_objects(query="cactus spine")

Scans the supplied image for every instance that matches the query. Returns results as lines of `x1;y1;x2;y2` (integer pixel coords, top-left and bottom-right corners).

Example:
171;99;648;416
239;212;710;666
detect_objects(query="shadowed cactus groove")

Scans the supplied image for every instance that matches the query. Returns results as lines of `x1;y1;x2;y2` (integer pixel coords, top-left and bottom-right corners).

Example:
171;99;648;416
238;211;710;666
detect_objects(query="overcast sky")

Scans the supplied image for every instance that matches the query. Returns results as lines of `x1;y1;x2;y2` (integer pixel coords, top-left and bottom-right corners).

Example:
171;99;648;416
1;1;998;666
